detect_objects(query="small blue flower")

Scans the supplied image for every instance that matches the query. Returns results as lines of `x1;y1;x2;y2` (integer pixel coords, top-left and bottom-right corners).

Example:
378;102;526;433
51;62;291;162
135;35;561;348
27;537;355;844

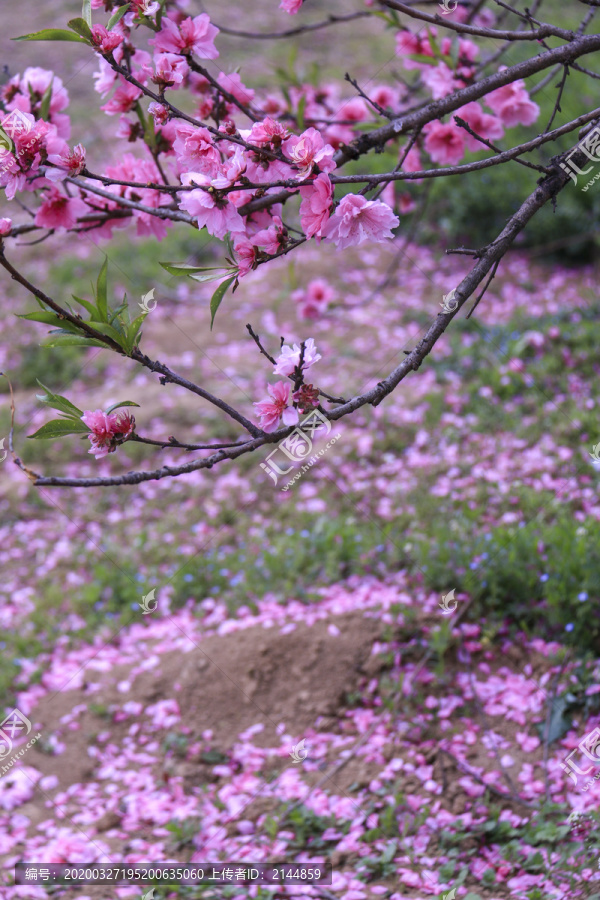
578;592;588;602
184;574;193;582
470;561;478;570
300;529;310;538
565;623;574;632
481;552;489;560
540;574;549;582
285;527;294;536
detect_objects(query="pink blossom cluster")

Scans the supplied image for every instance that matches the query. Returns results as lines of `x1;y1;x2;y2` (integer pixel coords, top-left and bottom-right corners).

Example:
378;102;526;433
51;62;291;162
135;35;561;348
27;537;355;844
396;28;539;166
81;409;136;459
254;339;321;432
0;7;546;292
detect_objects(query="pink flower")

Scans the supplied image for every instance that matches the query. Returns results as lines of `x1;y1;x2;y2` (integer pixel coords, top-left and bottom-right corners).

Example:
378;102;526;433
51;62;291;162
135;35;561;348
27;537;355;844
34;187;87;230
293;278;334;320
152;14;219;59
254;382;299;433
174;124;221;177
0;218;12;235
282;127;336;179
280;0;303;12
251;215;287;255
148;102;169;125
91;24;123;54
217;72;255;106
131;0;160;15
178;181;244;239
45;141;86;182
81;409;135;459
421;63;461;100
100;78;142;115
369;84;402;113
150;53;189;88
321;193;399;250
0;767;41;810
423;120;466;166
299;173;333;241
395;30;434;69
81;410;117;459
485;77;540;127
455;102;504;151
398;193;416;213
273;338;321;377
248;117;290;147
233;236;257;277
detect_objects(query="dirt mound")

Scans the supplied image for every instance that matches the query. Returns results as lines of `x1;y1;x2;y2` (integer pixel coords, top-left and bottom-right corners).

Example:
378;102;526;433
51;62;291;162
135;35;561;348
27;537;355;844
23;610;384;797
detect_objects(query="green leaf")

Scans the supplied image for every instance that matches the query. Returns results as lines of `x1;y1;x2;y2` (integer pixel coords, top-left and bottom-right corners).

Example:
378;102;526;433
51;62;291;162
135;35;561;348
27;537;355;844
18;311;80;331
105;400;140;414
209;274;236;331
13;29;87;43
86;321;127;347
159;262;226;277
35;381;83;418
71;294;98;318
41;333;107;349
108;3;130;28
67;17;93;40
82;0;92;26
39;80;53;121
28;419;90;440
189;270;237;285
124;314;146;354
535;694;574;744
96;258;108;322
296;94;306;133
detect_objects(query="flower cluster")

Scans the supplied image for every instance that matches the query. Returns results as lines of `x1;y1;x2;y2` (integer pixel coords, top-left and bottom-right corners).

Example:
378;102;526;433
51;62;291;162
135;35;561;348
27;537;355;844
254;339;321;432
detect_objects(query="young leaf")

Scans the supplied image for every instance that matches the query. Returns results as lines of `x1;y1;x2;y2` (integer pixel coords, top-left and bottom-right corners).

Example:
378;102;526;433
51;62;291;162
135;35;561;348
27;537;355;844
96;258;108;322
159;262;226;277
82;0;92;26
39;80;53;121
18;311;80;331
105;400;140;414
296;94;306;133
71;294;98;318
28;419;90;440
41;333;107;349
107;3;130;28
189;270;237;285
13;29;87;42
67;17;93;40
209;274;236;331
86;321;127;348
124;314;146;354
36;381;83;419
